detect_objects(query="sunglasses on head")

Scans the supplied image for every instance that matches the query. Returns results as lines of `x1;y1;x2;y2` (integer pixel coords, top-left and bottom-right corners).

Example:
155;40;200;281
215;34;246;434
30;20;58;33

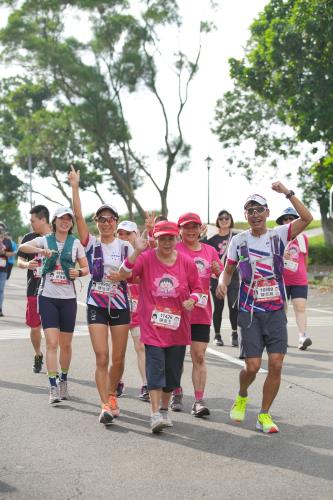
96;215;118;224
282;216;295;222
218;216;230;221
246;206;266;215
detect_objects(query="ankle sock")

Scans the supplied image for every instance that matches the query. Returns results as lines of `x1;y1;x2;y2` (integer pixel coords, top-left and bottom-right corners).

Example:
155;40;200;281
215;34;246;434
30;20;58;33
48;372;57;387
60;369;68;381
173;387;182;395
195;390;204;401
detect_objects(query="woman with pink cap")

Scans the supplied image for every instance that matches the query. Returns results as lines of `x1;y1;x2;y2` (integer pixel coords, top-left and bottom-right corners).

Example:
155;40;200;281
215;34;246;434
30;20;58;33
117;220;202;433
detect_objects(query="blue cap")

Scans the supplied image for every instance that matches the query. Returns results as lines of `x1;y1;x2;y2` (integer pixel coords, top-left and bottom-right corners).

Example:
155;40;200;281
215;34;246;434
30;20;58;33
276;207;299;225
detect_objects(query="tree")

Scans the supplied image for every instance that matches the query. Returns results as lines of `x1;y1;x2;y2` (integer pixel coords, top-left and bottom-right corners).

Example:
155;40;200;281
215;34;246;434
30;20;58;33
0;0;210;216
0;157;26;240
213;0;333;244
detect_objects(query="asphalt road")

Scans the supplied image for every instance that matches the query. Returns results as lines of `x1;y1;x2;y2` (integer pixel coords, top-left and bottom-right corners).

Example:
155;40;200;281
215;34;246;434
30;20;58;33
0;268;332;500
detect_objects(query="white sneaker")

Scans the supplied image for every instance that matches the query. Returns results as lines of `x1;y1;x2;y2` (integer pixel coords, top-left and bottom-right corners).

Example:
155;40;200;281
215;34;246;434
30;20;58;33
49;385;60;404
58;379;69;400
150;412;168;433
298;336;312;351
160;409;173;427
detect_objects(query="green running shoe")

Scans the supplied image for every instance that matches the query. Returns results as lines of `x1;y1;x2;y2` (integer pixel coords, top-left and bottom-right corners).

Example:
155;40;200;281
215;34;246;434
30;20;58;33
256;413;279;434
230;395;248;422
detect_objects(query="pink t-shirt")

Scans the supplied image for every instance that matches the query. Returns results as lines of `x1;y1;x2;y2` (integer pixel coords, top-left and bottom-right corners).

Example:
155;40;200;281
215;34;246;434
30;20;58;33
132;249;202;347
128;282;140;328
176;242;223;325
283;235;308;286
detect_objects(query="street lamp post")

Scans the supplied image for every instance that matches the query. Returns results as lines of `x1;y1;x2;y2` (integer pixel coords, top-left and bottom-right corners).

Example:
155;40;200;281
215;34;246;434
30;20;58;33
205;156;212;224
28;153;33;209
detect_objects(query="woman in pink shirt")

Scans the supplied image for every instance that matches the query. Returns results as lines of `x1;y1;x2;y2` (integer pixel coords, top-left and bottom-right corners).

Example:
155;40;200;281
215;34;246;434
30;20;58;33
276;207;312;350
175;212;223;417
118;220;202;433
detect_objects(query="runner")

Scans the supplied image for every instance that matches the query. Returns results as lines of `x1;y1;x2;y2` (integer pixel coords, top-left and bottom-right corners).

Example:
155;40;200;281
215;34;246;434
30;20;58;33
5;233;17;280
204;210;239;347
175;212;223;417
18;207;89;404
276;207;312;350
0;223;14;317
68;166;133;426
117;220;149;401
17;205;50;372
217;182;313;433
117;220;202;433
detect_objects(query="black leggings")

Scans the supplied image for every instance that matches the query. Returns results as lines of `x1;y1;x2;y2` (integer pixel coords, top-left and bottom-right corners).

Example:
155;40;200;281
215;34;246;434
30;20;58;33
210;280;239;333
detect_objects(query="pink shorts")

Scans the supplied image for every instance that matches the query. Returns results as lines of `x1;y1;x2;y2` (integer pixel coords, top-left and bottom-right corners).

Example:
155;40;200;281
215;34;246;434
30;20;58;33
26;296;41;328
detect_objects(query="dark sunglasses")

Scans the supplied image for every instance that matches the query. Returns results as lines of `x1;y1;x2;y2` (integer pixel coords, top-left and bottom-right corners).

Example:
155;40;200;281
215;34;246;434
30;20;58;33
218;216;230;221
246;206;266;215
282;216;295;222
96;215;118;224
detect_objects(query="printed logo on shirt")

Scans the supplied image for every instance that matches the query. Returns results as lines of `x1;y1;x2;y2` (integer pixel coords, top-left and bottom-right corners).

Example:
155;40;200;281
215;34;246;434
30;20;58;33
218;240;228;257
153;273;179;298
194;257;210;277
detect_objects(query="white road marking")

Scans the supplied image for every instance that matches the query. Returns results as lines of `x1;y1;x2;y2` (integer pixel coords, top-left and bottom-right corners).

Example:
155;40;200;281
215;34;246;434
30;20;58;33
206;347;267;373
307;307;333;315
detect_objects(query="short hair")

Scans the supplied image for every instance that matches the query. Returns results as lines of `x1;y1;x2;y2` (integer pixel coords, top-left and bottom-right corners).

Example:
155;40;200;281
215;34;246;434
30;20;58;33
216;210;234;229
30;205;50;223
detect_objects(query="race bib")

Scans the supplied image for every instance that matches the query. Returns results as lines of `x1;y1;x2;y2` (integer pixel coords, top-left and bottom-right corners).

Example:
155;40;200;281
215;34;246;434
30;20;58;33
196;293;209;309
130;297;138;313
255;279;280;302
0;257;6;268
151;306;181;330
91;279;118;296
33;258;42;278
284;258;298;272
50;265;69;285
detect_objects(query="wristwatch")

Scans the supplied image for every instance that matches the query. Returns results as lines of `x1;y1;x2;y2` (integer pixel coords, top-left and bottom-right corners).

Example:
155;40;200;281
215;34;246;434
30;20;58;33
78;269;83;277
286;190;295;199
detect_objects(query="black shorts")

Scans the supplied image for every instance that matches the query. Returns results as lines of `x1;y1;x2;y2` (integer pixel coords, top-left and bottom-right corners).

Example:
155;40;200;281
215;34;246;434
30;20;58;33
38;296;77;333
191;324;210;343
145;344;186;392
285;285;308;300
87;304;130;326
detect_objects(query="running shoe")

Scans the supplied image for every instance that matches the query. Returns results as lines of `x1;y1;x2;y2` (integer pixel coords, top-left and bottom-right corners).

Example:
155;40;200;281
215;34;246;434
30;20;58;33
150;412;168;433
160;409;173;427
108;393;120;418
191;400;210;418
170;389;183;412
231;331;239;347
213;335;224;346
32;353;43;373
99;404;114;426
230;395;248;422
298;336;312;351
49;385;60;404
256;413;279;434
116;381;125;397
139;385;150;402
58;379;69;400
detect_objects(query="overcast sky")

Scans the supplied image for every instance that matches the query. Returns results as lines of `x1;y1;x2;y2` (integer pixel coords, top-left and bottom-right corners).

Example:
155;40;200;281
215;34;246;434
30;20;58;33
0;0;319;223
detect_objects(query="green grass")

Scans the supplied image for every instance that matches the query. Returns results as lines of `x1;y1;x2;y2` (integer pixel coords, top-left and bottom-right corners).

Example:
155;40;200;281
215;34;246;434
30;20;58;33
308;234;325;246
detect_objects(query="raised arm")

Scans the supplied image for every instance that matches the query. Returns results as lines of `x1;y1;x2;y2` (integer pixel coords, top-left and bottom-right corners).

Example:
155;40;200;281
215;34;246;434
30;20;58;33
68;166;89;243
272;181;313;239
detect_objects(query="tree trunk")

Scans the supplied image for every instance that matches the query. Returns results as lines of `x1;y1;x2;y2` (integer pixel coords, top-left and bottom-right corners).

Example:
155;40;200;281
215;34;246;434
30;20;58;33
159;190;168;217
321;215;333;246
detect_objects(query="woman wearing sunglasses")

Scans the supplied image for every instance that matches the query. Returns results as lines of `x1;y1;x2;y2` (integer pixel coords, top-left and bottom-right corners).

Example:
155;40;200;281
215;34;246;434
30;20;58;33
204;210;239;347
18;207;89;404
68;167;133;426
276;207;312;350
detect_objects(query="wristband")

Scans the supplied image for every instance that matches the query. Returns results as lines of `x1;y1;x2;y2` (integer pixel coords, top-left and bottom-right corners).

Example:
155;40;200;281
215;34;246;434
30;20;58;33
122;257;135;273
286;190;295;199
78;269;83;277
189;293;199;303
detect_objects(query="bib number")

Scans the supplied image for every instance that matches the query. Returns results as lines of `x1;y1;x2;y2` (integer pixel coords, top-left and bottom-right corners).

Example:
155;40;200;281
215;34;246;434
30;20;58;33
50;265;69;285
151;307;181;330
0;257;6;268
284;258;298;272
91;280;118;296
255;279;280;302
33;259;42;278
196;293;208;309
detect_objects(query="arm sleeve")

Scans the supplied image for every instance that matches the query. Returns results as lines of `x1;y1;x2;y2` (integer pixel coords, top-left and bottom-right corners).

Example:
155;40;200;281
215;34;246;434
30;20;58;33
227;234;238;264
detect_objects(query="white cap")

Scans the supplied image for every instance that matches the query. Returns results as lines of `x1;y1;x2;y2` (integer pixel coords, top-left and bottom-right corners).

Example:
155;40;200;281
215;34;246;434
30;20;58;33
117;220;138;233
95;204;118;218
52;207;74;222
244;194;268;209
